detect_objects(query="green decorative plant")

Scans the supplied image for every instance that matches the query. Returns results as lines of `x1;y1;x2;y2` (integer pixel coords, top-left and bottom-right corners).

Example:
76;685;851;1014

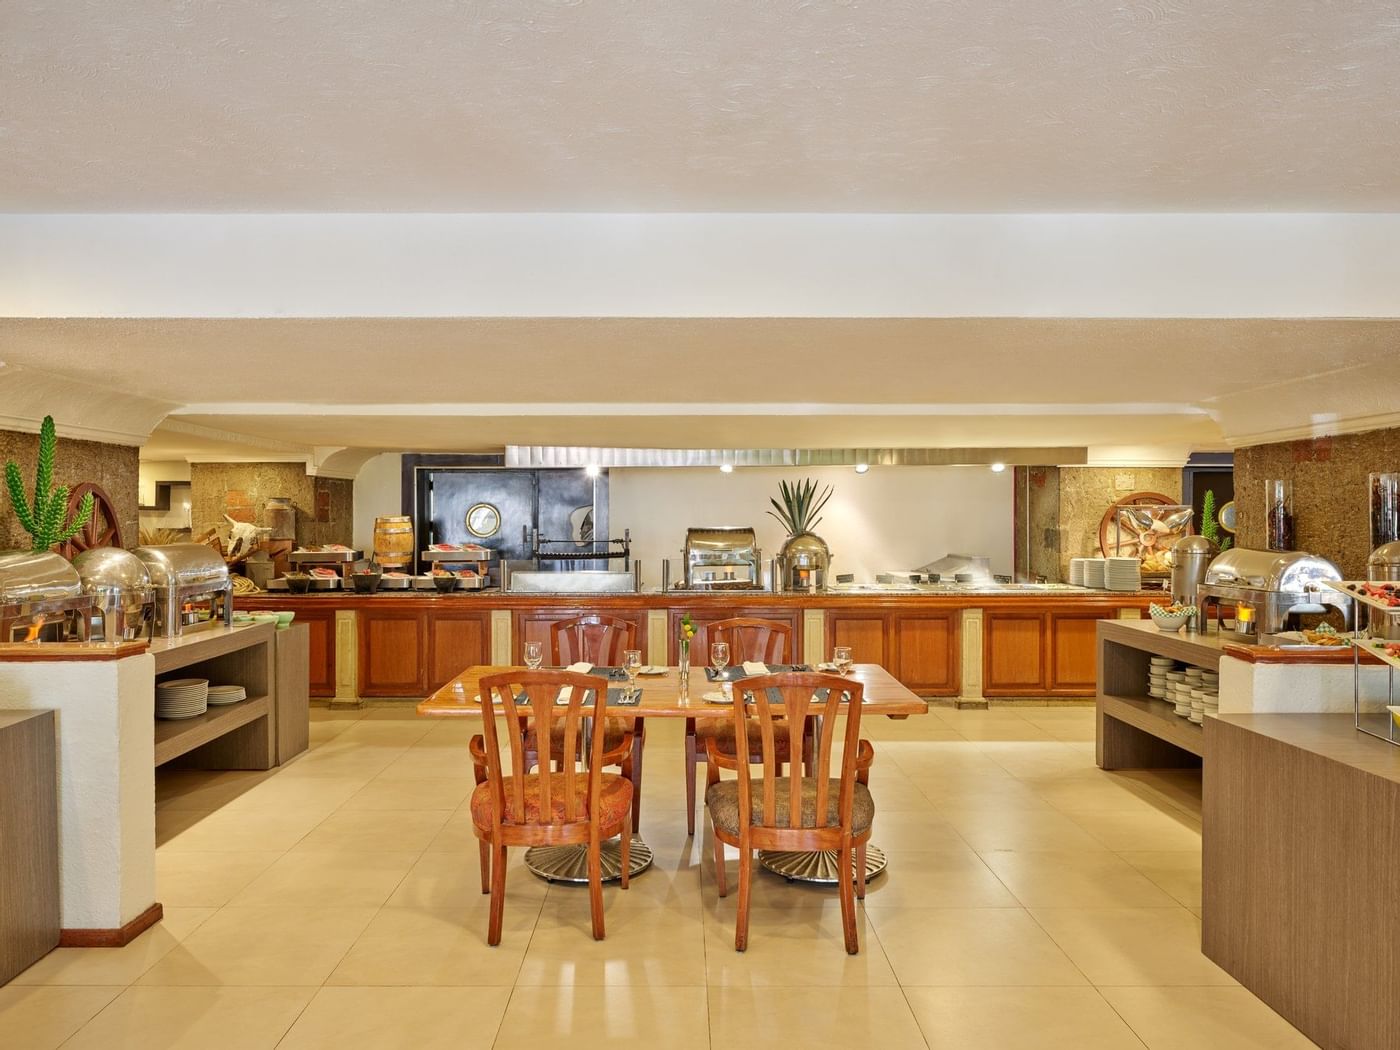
1200;489;1232;552
768;477;833;537
4;416;94;553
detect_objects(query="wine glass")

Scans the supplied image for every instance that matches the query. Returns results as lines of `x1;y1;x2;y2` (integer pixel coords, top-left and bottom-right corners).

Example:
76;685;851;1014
622;649;642;701
710;641;730;681
523;640;543;671
833;645;854;675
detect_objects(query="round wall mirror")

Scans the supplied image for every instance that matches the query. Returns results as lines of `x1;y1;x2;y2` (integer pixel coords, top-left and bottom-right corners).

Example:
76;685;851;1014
1218;500;1238;533
464;502;501;538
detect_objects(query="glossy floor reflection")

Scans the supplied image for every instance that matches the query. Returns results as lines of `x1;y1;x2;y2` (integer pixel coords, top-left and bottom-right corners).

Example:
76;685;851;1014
3;703;1317;1049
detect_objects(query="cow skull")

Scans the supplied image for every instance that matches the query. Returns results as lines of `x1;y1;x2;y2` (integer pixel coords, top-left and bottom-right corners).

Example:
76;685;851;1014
223;515;267;561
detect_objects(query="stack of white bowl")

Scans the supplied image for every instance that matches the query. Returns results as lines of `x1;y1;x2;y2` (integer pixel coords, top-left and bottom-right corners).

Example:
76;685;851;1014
1165;669;1190;717
206;683;247;707
1200;670;1220;717
156;678;209;720
1104;556;1143;592
1147;656;1174;698
1083;558;1106;588
1184;666;1206;723
1069;558;1087;586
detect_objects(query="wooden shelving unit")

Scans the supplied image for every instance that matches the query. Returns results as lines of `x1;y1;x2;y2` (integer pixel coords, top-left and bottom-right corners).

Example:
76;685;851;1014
150;624;277;770
1096;619;1221;770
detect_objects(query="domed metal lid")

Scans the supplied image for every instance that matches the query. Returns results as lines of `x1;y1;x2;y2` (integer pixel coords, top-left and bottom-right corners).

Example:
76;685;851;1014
1369;540;1400;573
780;531;831;564
72;547;154;599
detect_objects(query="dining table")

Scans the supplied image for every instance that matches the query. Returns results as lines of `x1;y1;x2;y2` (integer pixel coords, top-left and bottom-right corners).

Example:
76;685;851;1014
417;662;930;885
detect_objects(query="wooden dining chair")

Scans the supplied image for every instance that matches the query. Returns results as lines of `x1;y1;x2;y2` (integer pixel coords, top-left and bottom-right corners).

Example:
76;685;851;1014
684;617;793;834
536;613;645;832
704;672;874;954
470;669;633;944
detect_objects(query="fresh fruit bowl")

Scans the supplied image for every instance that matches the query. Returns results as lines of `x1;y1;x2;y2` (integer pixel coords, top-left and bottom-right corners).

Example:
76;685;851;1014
1149;602;1196;631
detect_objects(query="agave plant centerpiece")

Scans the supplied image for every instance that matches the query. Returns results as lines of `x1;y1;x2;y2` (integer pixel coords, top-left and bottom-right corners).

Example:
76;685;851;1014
769;478;834;590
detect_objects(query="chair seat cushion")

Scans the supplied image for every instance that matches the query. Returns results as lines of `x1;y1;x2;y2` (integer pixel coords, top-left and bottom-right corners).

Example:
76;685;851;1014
471;773;633;829
705;778;874;836
525;716;633;762
697;719;795;759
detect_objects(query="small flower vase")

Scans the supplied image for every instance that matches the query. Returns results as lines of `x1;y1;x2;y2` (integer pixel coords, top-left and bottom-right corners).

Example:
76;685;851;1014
677;637;691;696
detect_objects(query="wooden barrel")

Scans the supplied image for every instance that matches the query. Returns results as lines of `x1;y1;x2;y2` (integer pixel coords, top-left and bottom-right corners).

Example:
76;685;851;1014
373;516;414;568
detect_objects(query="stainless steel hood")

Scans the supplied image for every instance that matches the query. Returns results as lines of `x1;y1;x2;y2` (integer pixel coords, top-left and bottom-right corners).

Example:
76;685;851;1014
507;446;1088;468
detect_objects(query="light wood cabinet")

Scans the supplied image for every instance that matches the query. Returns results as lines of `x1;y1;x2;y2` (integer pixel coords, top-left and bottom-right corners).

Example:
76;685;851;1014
983;612;1048;694
297;607;337;698
428;609;491;691
827;609;960;696
358;608;427;697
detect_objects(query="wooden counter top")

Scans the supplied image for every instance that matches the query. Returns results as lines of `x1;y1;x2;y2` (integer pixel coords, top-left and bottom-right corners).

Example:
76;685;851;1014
1101;616;1380;665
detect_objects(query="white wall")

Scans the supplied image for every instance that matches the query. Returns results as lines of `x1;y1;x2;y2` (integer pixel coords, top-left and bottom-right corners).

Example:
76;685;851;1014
352;452;404;551
353;457;1014;582
609;465;1014;586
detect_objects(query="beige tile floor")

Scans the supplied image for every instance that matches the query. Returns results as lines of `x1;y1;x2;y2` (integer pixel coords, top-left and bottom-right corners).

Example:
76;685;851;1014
2;703;1319;1049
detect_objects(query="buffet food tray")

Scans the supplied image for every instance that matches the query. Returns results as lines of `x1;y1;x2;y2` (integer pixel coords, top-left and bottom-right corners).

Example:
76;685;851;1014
1325;580;1400;613
289;548;363;564
413;575;488;591
421;548;494;562
379;575;414;590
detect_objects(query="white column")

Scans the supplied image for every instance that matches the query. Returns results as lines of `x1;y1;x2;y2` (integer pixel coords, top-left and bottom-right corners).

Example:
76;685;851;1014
802;609;826;666
0;655;156;930
646;610;670;666
333;610;359;706
960;608;985;703
489;610;512;665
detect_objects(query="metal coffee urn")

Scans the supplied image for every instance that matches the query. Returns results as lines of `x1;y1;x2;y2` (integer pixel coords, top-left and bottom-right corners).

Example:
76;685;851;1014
1168;536;1218;618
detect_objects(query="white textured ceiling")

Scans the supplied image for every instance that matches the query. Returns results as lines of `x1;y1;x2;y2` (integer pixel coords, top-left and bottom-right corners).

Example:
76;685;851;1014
4;315;1400;456
5;0;1400;211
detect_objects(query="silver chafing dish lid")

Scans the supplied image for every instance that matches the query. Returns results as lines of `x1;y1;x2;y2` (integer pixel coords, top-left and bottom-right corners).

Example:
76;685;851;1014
1368;541;1400;577
1203;547;1342;593
0;550;83;604
133;543;230;590
685;527;758;562
72;547;154;601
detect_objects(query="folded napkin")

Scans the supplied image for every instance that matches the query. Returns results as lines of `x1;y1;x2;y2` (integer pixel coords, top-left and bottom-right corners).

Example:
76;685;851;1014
566;661;593;673
742;661;769;676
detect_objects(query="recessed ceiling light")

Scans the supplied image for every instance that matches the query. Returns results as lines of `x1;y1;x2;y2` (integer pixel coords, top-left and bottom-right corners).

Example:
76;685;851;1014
854;463;870;474
990;462;1006;473
719;463;734;473
585;464;601;477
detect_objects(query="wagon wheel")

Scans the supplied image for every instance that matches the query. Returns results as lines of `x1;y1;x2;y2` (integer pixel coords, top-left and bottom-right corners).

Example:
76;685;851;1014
57;482;123;558
1097;491;1175;560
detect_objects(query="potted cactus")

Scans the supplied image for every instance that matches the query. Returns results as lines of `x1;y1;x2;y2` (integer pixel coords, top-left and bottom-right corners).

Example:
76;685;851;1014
4;415;94;553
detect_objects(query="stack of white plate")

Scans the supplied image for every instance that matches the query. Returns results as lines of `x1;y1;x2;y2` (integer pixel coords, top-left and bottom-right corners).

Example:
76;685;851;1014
156;678;208;720
1069;558;1087;586
1104;556;1142;592
1147;656;1174;698
206;684;247;707
1163;671;1190;717
1200;670;1220;717
1082;558;1106;588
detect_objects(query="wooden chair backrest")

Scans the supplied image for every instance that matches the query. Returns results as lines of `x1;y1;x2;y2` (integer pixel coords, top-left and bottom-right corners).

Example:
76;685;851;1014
730;672;864;837
477;669;611;831
550;614;636;666
707;617;790;665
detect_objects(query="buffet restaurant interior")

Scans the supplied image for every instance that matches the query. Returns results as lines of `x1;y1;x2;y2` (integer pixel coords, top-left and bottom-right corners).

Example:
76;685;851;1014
2;3;1399;1049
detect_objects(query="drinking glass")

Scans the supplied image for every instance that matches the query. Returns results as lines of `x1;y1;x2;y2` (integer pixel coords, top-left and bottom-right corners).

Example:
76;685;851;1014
622;649;642;701
833;645;854;675
523;640;543;670
710;641;730;680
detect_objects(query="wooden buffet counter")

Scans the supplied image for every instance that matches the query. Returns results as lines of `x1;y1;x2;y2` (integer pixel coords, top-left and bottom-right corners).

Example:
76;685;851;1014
235;589;1155;703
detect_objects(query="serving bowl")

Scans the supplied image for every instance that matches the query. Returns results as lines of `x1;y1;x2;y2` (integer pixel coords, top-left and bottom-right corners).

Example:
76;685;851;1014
431;574;459;594
1149;603;1196;631
351;571;382;594
284;573;312;594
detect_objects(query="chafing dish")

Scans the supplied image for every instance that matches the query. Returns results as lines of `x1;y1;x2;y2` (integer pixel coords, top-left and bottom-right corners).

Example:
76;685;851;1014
1197;547;1351;641
133;543;233;637
777;532;830;592
685;527;763;590
289;546;364;581
0;550;92;642
1367;541;1400;640
72;547;154;642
